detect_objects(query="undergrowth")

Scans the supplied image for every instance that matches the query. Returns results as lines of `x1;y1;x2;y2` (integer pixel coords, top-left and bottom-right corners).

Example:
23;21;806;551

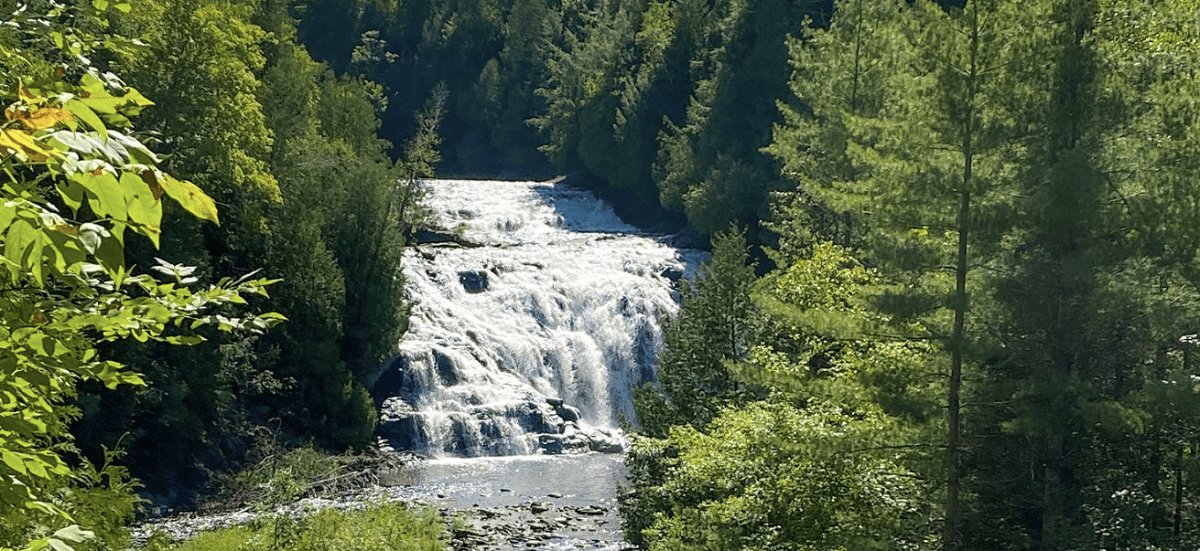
143;503;448;551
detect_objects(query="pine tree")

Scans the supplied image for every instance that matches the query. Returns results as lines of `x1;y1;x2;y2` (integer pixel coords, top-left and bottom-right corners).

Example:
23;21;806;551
653;0;822;239
633;229;761;437
769;1;1052;546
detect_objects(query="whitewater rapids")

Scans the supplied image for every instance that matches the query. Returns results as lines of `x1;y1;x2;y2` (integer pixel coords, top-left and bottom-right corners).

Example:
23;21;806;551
370;179;701;458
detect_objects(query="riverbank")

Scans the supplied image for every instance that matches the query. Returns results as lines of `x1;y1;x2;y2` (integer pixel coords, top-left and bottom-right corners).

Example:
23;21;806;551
134;453;633;551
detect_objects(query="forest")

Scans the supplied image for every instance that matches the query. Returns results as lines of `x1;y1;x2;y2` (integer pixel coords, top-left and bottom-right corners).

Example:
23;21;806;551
1;0;1199;550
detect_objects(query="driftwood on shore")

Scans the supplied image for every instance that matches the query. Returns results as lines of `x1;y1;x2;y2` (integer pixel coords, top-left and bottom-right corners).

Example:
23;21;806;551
197;446;419;514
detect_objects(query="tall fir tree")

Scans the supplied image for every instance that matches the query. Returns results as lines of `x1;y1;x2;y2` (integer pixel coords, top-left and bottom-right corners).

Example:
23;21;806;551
633;229;761;437
769;0;1049;546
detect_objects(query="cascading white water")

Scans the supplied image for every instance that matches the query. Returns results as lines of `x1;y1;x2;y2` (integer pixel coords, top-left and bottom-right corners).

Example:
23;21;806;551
371;179;700;458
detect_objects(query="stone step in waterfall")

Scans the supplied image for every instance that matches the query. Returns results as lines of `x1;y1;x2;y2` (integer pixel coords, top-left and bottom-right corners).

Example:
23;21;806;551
368;179;702;458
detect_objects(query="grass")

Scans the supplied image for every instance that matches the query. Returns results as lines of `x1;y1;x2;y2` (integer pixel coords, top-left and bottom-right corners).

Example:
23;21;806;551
144;503;448;551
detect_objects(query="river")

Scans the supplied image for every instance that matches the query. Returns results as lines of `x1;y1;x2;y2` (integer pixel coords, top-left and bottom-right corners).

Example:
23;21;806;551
370;178;700;549
387;453;631;550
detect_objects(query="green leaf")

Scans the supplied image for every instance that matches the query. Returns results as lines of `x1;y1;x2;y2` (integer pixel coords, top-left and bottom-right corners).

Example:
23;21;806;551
94;229;124;279
1;451;27;475
64;101;106;138
95;362;142;389
25;457;48;479
52;525;94;544
74;172;127;221
57;179;85;213
165;335;205;346
160;175;219;225
0;201;14;232
4;219;37;274
122;172;161;245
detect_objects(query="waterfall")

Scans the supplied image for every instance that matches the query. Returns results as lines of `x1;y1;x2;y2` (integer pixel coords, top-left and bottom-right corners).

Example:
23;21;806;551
370;179;700;458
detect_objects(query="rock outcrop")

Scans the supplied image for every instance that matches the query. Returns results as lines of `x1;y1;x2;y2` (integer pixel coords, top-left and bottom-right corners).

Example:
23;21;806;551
375;394;626;456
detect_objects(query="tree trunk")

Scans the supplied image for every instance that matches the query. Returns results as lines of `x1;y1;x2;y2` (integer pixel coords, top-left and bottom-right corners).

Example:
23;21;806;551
1176;445;1185;537
944;6;979;549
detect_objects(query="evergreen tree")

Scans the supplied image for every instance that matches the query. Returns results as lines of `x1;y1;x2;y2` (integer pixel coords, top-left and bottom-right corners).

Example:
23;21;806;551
633;229;761;438
460;0;554;171
625;241;943;551
535;0;644;181
769;0;1048;546
653;0;821;240
965;1;1200;547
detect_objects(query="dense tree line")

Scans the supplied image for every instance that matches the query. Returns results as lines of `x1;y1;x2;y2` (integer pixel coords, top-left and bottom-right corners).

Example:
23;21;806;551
624;0;1200;550
73;0;443;501
287;0;828;233
4;0;1200;549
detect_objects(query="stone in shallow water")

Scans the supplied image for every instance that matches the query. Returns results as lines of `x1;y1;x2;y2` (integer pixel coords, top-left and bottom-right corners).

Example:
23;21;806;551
658;265;685;281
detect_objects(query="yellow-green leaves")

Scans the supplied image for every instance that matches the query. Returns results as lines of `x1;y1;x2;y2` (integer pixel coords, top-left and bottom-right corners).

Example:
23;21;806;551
0;12;276;547
0;79;222;287
0;128;60;162
23;525;95;551
4;105;74;132
90;0;131;13
159;174;220;225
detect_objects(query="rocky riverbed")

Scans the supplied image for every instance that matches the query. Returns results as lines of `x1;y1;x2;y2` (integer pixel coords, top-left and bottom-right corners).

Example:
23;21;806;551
447;499;633;551
134;453;633;551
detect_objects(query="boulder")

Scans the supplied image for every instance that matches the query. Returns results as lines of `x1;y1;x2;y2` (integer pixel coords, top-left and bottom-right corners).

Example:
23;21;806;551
376;398;425;451
434;351;459;386
539;434;565;455
458;270;489;293
558;405;582;423
546;398;582;423
415;228;457;244
658;265;685;282
516;400;564;434
586;428;626;454
369;356;421;405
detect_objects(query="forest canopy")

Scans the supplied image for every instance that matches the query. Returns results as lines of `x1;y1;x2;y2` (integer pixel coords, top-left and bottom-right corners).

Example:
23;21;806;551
2;0;1199;550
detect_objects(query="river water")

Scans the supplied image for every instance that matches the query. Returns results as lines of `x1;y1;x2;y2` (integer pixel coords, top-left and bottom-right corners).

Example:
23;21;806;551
369;178;700;549
388;453;631;550
135;454;631;550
